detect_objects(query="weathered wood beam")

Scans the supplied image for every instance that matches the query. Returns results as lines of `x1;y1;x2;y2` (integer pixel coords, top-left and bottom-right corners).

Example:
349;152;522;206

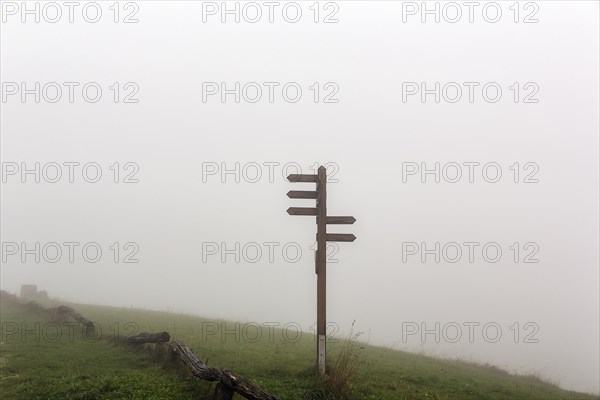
168;341;280;400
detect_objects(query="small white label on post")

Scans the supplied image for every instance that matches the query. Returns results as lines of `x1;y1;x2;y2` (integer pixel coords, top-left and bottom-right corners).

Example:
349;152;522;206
318;334;326;374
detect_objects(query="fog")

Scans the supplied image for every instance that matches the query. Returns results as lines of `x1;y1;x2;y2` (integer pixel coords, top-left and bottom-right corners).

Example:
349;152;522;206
1;0;598;395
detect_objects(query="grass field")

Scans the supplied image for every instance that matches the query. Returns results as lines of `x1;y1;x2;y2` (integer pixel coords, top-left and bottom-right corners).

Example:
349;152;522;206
0;297;597;400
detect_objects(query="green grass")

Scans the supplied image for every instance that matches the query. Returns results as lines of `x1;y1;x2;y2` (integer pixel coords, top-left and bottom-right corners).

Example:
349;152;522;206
1;298;597;400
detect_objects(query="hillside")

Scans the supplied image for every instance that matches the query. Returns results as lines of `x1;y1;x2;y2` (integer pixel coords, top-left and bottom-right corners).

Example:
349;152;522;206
0;296;597;400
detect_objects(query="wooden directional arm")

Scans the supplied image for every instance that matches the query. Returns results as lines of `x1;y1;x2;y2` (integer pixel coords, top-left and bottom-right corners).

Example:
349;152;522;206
326;216;356;224
287;207;318;216
325;233;356;242
287;174;318;182
287;190;318;199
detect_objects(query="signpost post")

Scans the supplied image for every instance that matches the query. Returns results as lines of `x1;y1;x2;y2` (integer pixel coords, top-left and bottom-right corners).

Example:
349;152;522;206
286;166;356;375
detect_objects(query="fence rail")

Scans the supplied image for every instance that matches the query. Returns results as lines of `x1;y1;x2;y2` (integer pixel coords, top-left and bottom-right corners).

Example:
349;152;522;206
0;290;280;400
168;340;280;400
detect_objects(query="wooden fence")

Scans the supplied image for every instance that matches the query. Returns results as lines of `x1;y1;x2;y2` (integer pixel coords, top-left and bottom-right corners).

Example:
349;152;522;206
0;290;280;400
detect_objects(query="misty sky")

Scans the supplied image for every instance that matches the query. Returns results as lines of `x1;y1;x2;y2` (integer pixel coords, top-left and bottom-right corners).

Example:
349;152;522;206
1;0;599;394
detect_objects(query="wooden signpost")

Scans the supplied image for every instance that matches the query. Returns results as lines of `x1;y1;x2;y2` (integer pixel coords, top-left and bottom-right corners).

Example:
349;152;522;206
286;166;356;375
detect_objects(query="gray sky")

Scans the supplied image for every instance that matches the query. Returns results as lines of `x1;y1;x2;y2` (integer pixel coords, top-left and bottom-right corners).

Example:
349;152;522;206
1;0;599;394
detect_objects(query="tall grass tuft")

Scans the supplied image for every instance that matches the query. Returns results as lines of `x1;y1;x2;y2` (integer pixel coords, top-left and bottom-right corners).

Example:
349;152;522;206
306;321;364;400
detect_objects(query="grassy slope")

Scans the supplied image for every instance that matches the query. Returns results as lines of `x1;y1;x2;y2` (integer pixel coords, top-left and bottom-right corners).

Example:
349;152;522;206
0;299;597;400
